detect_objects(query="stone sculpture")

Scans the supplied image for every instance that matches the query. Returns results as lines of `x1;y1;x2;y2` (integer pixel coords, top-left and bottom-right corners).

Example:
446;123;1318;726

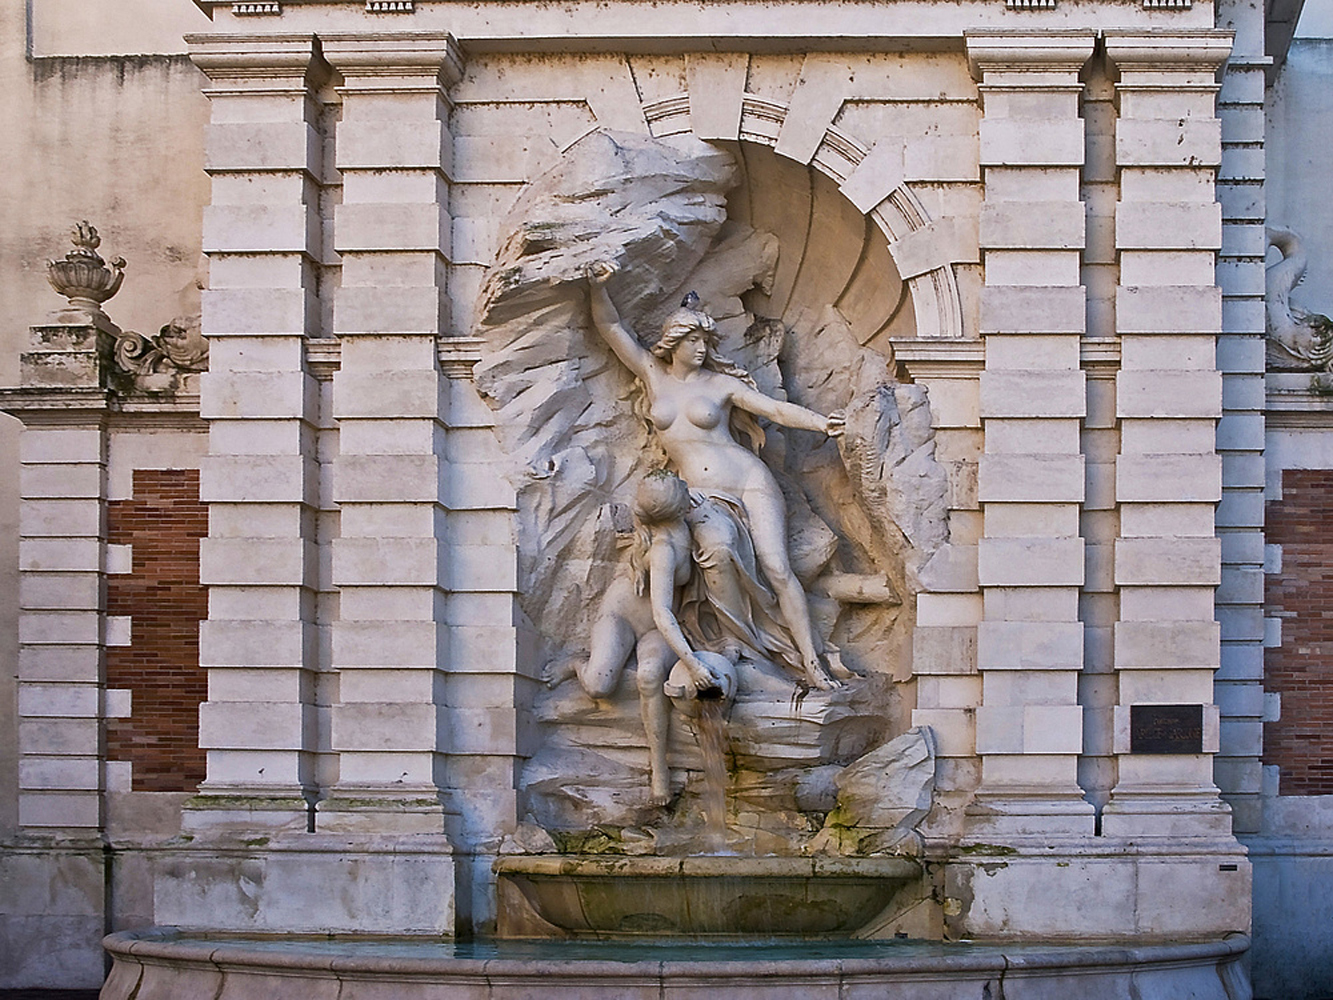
473;130;946;851
1267;225;1333;372
588;261;849;691
548;469;734;805
114;316;208;377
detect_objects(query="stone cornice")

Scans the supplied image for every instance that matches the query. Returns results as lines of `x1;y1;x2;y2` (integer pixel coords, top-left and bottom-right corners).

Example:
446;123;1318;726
185;31;329;85
183;2;1216;56
297;336;485;380
0;386;205;430
437;336;483;379
1103;28;1235;74
1265;389;1333;428
320;31;464;87
964;29;1097;80
892;336;1122;381
0;387;112;425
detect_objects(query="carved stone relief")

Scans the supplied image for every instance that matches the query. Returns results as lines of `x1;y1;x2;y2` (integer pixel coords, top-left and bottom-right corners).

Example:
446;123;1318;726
114;316;208;379
1267;225;1333;377
472;131;946;855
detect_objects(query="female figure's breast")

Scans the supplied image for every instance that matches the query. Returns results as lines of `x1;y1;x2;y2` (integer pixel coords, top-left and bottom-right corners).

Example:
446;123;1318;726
650;376;725;432
684;396;723;430
650;397;678;431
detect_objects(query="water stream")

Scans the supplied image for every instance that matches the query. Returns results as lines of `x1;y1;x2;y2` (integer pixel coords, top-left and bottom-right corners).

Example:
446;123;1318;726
696;697;730;852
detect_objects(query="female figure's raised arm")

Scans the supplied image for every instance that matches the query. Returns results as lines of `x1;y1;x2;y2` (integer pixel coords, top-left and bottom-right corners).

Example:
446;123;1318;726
588;261;654;384
729;383;845;438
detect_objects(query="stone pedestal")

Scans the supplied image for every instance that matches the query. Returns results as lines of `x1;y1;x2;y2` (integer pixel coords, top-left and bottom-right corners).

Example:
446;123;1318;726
153;834;455;936
944;845;1250;943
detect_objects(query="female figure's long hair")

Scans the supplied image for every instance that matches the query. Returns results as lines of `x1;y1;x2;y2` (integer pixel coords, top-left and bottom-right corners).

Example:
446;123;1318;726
627;470;691;596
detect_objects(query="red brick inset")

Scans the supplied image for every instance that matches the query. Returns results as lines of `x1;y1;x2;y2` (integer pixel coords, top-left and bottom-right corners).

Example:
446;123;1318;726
1265;469;1333;796
107;468;208;792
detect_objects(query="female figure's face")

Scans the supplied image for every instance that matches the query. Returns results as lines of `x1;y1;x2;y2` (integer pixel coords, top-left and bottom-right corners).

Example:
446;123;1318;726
675;328;710;371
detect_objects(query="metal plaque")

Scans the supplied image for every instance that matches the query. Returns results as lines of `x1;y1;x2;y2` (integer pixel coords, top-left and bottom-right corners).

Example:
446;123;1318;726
1130;704;1204;755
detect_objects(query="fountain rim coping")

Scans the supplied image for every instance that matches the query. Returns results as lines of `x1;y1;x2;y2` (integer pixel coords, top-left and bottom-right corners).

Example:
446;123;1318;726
492;854;922;878
104;928;1251;978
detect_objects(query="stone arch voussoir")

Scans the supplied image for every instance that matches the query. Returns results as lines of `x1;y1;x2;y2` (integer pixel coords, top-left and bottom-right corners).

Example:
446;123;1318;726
640;88;965;342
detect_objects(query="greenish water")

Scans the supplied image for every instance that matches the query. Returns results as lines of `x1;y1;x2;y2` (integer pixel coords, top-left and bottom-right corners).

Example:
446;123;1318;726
178;935;976;964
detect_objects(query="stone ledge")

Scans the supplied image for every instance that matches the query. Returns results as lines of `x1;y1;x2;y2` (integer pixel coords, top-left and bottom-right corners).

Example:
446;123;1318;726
99;928;1252;999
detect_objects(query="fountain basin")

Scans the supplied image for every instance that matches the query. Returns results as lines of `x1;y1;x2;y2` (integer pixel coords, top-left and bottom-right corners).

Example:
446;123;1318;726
100;930;1252;999
494;854;922;938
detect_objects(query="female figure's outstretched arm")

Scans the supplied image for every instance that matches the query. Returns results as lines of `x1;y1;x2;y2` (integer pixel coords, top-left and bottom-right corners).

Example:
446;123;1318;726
587;261;654;383
728;383;845;439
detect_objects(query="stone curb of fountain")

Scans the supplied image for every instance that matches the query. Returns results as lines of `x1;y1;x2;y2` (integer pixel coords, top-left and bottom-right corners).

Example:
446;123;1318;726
101;927;1252;998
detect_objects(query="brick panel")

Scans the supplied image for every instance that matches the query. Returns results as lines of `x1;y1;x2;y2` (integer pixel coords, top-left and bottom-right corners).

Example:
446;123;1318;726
1264;469;1333;796
106;469;208;792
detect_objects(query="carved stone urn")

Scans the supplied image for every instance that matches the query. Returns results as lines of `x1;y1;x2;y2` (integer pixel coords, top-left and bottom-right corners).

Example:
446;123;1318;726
46;221;126;314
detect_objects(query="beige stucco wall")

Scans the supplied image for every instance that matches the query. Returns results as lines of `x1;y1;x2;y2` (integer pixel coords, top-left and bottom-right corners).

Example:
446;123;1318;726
30;0;209;57
0;0;210;840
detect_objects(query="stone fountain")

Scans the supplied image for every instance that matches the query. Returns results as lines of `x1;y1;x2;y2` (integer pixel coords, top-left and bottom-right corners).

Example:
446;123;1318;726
97;128;1250;1000
469;130;939;942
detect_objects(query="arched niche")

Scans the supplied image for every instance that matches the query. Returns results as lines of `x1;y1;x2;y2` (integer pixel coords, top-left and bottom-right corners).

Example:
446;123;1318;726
640;90;965;350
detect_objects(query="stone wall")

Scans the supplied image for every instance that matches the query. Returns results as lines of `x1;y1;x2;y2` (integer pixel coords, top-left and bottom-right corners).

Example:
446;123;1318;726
1249;9;1333;997
1253;433;1333;1000
1264;469;1333;796
1251;462;1333;998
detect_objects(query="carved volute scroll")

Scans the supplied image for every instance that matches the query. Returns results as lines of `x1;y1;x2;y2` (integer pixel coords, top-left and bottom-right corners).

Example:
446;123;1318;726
114;317;209;379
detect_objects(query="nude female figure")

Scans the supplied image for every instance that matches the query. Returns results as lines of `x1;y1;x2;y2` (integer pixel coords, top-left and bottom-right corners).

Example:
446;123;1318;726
564;471;729;805
588;260;846;690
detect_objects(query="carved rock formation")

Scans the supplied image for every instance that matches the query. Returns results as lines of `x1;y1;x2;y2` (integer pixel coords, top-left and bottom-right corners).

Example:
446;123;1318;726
473;130;948;851
808;726;936;856
524;662;894;851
